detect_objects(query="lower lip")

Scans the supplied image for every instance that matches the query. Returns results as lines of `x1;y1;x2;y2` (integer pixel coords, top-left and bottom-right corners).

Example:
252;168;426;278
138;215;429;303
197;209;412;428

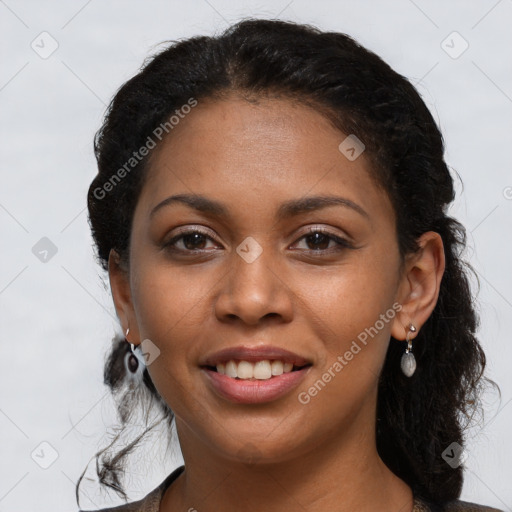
201;366;312;404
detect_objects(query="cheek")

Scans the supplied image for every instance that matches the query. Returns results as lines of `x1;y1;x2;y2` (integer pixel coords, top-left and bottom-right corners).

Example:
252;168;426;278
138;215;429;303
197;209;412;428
129;264;209;413
130;262;215;382
293;256;397;385
295;259;395;336
132;259;208;333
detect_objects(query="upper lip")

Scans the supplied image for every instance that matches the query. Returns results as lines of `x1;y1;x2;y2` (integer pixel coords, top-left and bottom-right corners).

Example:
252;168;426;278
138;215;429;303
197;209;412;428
200;345;312;367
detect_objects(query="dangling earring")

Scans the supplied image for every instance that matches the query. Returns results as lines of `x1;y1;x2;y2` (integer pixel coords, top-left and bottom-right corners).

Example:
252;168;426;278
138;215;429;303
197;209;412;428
124;327;139;375
401;323;417;377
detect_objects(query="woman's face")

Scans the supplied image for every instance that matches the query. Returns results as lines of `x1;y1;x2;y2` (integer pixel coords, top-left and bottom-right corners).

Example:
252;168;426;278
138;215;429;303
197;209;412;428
111;95;418;464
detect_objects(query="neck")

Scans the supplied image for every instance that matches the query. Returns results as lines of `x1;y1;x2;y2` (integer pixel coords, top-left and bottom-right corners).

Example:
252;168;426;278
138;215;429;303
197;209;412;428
161;399;413;512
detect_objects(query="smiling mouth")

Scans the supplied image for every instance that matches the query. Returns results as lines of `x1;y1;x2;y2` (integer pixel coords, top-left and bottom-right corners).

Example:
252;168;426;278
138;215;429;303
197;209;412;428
201;359;312;381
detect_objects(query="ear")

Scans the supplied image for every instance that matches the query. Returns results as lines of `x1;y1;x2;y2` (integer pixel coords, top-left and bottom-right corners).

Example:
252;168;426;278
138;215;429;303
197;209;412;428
108;249;141;346
390;231;446;341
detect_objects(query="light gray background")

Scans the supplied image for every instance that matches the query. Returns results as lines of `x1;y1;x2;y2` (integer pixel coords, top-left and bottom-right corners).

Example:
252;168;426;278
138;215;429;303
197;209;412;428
1;1;511;511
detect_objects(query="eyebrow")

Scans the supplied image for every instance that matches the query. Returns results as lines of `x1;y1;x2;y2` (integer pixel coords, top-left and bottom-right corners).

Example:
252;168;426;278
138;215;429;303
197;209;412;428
149;193;370;221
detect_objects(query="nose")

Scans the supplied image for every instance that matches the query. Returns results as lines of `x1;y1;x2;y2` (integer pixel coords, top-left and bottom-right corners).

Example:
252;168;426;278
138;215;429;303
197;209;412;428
214;241;294;326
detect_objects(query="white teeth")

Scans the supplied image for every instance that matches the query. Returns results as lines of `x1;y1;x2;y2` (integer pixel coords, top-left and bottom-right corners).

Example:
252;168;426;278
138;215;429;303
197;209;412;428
271;360;283;376
225;360;238;378
237;360;254;379
215;359;299;380
253;360;272;380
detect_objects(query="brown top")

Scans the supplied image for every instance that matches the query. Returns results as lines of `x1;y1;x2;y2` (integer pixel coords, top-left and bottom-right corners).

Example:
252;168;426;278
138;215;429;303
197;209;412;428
79;465;504;512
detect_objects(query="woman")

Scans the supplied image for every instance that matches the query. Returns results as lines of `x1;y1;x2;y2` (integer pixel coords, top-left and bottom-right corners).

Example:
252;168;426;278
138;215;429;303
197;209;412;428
77;18;502;512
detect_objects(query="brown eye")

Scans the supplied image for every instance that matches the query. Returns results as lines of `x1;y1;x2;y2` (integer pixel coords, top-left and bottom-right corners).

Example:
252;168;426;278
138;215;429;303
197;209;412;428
303;232;331;250
292;228;353;253
180;232;208;250
164;228;219;253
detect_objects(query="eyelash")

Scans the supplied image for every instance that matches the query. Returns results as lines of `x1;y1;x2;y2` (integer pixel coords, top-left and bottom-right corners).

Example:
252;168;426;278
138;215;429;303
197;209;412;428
164;226;353;255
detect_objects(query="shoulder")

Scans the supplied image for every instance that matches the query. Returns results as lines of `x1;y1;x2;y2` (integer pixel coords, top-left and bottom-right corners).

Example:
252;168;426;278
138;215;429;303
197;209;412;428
78;465;185;512
443;500;505;512
414;496;505;512
77;489;160;512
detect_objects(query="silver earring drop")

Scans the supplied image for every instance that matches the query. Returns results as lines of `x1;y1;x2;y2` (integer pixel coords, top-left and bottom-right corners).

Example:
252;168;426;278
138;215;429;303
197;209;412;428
125;344;140;374
401;323;417;377
123;327;140;375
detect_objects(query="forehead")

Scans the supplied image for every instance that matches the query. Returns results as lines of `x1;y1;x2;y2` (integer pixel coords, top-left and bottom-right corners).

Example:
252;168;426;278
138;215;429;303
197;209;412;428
135;95;394;227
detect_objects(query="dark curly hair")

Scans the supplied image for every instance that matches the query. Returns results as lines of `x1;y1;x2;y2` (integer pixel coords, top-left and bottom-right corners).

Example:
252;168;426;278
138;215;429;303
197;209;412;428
78;17;498;508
